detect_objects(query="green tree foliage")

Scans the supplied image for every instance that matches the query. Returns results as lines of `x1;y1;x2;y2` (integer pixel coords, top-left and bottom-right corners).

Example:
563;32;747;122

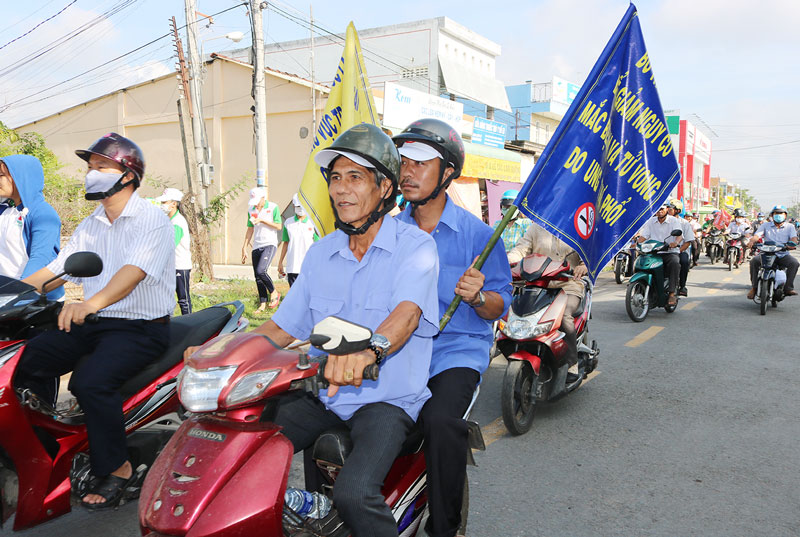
0;121;93;235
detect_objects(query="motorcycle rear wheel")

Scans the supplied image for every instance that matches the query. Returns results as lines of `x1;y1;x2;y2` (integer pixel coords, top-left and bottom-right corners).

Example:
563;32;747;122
626;280;649;322
501;360;537;435
614;258;625;284
760;280;769;315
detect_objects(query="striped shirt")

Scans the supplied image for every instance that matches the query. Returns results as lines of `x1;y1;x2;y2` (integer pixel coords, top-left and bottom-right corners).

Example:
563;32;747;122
48;192;176;319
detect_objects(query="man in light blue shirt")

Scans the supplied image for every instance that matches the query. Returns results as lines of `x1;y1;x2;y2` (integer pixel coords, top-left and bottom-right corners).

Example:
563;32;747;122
252;124;439;537
394;119;512;537
747;205;798;298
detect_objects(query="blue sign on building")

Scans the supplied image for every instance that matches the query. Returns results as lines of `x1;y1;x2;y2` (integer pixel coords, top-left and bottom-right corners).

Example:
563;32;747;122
472;117;507;148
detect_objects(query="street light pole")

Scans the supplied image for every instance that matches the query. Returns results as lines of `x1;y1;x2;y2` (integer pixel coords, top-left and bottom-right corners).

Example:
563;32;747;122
250;0;268;189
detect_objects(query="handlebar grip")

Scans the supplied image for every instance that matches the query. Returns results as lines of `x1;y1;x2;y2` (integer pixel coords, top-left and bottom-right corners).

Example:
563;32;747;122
362;363;380;381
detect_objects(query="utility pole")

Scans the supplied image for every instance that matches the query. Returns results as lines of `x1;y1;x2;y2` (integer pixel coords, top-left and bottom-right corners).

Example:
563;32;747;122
184;0;211;205
310;4;316;137
171;15;213;279
250;0;268;189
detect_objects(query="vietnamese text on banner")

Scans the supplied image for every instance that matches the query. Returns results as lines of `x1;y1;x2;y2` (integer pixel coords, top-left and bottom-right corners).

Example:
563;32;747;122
514;4;680;280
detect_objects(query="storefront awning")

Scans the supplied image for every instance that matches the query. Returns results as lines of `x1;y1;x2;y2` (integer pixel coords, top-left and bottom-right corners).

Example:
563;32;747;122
461;140;521;183
439;57;511;112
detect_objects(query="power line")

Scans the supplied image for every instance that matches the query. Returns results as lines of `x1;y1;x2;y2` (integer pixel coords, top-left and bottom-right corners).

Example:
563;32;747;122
714;139;800;152
0;2;248;114
0;0;77;53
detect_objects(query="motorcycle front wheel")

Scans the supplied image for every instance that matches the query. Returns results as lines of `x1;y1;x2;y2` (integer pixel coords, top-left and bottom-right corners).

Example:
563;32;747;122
501;360;537;435
710;247;717;264
727;251;733;271
760;280;769;315
626;280;650;322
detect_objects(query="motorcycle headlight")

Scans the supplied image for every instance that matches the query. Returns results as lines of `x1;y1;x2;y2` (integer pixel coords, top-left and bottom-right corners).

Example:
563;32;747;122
639;243;655;254
501;311;554;340
179;366;237;412
225;369;280;408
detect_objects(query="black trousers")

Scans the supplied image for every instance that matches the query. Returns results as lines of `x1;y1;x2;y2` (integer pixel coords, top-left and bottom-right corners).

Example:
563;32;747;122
679;250;690;288
274;391;413;537
15;319;169;476
692;240;700;264
251;245;277;301
421;367;480;537
750;254;799;291
661;253;681;294
287;273;299;287
176;269;192;315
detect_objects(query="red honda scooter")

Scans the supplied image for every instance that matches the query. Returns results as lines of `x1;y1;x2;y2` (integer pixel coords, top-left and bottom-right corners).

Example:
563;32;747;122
138;316;484;537
497;254;599;435
0;252;247;531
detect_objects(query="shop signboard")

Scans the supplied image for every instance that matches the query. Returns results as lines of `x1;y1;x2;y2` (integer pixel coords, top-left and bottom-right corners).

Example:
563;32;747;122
462;153;521;183
472;117;507;148
382;81;463;132
552;76;580;105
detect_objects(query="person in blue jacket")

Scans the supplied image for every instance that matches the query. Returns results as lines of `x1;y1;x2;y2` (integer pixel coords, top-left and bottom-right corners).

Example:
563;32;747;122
0;155;63;299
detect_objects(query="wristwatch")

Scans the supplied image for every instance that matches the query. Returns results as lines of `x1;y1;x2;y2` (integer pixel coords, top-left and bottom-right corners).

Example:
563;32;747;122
369;333;391;365
471;291;486;308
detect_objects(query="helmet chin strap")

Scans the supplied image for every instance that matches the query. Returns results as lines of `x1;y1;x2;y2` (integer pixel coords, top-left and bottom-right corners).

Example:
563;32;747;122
334;194;397;236
84;174;136;201
408;158;453;216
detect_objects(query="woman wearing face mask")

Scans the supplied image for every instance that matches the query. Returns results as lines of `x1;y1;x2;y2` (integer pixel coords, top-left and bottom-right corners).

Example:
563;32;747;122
277;194;318;286
0;155;64;299
156;187;193;314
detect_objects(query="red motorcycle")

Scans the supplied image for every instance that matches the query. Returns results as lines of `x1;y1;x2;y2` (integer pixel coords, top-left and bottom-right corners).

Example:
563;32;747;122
138;316;484;537
0;252;247;532
497;254;599;435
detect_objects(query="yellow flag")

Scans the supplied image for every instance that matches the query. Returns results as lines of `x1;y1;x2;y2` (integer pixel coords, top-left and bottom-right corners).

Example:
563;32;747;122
297;22;380;236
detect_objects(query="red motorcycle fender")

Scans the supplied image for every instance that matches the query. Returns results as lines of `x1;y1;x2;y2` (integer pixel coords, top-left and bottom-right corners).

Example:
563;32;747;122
139;416;291;537
507;350;541;376
0;345;69;531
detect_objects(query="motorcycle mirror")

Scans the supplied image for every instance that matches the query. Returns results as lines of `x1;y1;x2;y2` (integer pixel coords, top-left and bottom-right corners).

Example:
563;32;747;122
39;252;103;301
788;241;797;247
309;316;373;355
670;229;683;236
64;252;104;278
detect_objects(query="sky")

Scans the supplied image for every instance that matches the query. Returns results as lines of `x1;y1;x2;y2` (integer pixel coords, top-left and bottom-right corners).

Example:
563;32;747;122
1;0;798;210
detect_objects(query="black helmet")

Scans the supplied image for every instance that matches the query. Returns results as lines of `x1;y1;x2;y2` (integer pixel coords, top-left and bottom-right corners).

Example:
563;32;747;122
76;133;145;200
393;118;465;210
733;208;745;218
314;123;400;235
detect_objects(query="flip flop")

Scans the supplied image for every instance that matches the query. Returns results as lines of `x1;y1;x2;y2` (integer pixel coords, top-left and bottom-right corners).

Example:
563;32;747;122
268;295;281;309
80;473;133;511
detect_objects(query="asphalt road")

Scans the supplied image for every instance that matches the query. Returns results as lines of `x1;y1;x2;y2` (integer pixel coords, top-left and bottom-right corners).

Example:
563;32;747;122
10;254;800;536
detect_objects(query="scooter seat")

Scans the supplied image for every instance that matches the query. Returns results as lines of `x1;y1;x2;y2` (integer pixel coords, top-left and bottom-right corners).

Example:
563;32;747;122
312;423;425;469
67;307;232;400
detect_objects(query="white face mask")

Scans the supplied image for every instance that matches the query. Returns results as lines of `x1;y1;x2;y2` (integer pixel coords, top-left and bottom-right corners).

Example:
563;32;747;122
85;170;123;196
736;217;743;224
160;203;172;213
295;205;306;217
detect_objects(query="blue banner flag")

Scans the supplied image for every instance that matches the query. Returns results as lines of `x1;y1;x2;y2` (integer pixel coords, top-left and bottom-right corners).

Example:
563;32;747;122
514;4;680;281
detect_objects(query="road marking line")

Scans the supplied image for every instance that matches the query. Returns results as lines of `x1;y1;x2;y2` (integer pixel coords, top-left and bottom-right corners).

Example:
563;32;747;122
624;326;665;347
707;289;719;294
682;301;700;310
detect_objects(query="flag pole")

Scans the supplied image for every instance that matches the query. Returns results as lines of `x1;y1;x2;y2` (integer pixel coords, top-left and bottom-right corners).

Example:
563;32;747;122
439;205;518;331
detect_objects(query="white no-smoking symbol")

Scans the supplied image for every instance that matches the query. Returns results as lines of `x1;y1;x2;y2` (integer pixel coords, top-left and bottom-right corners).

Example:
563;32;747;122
574;202;595;240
